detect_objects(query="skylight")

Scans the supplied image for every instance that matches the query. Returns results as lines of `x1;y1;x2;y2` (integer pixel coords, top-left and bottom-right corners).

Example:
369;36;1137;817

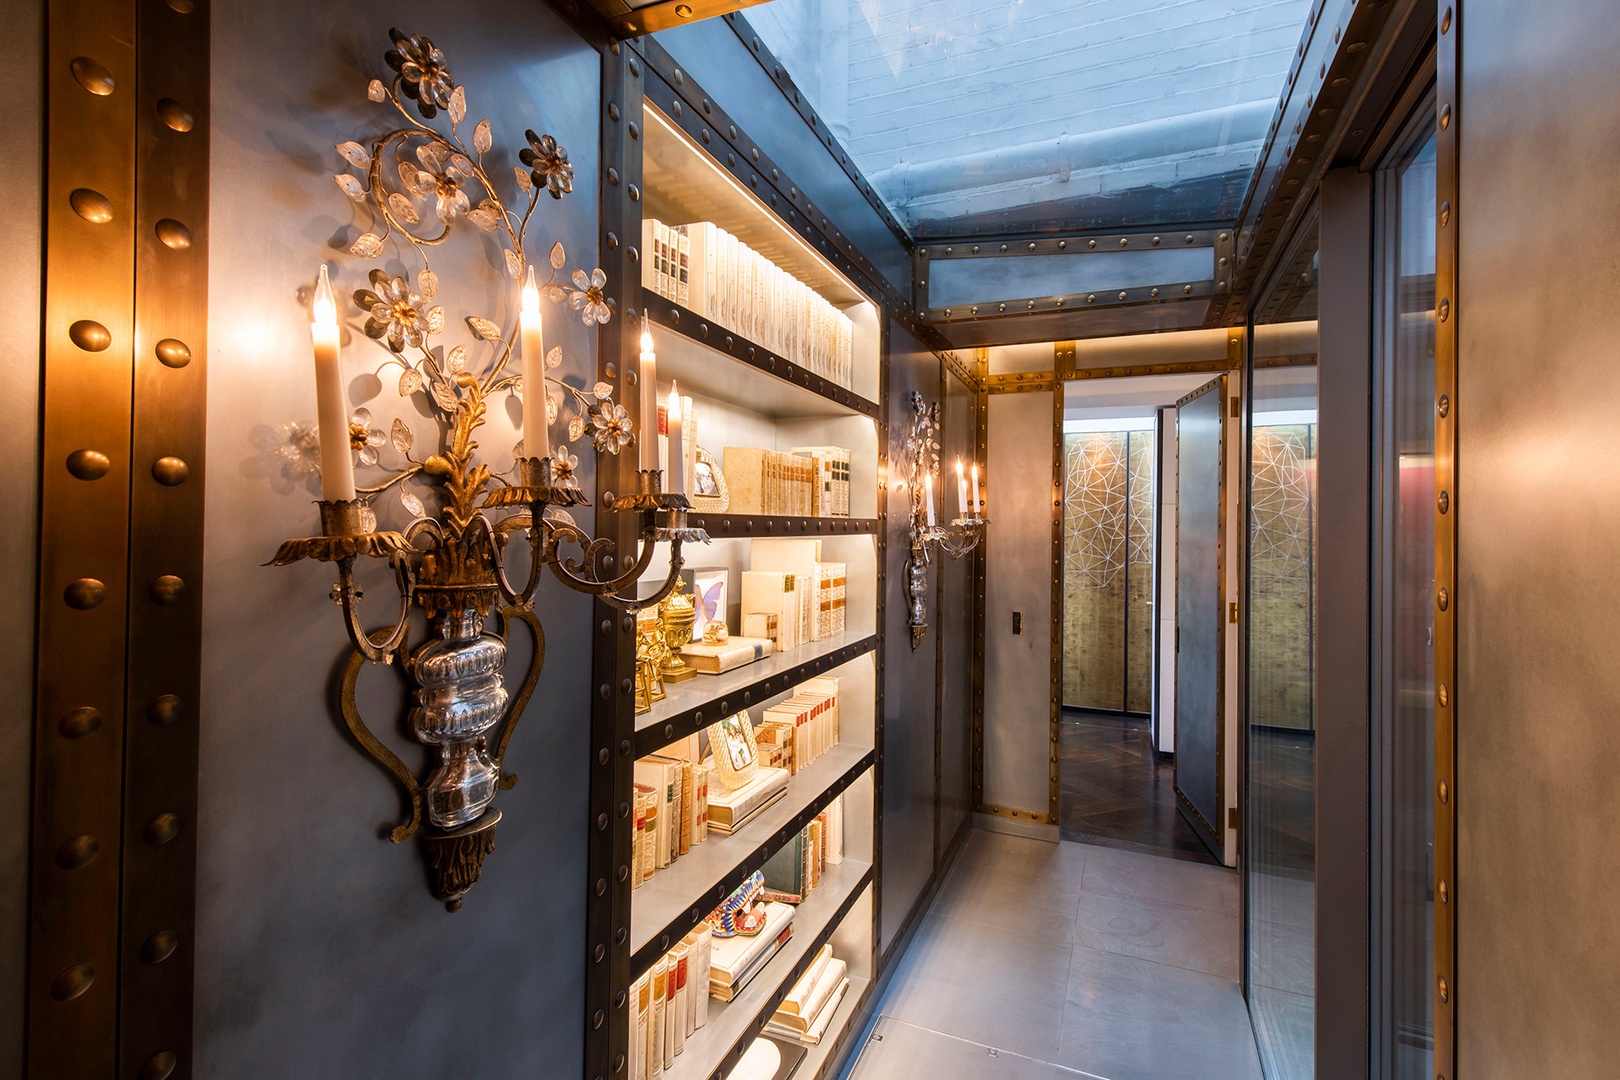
746;0;1314;239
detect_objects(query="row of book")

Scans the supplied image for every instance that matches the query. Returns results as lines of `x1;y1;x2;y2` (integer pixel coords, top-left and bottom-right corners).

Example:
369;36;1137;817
631;922;714;1080
743;540;849;655
632;751;713;887
754;687;841;778
723;446;852;518
643;217;857;392
761;799;844;903
763;944;851;1047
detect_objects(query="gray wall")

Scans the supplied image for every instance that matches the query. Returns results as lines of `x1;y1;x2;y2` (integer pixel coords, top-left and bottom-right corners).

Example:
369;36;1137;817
880;319;942;953
1;0;43;1071
198;2;600;1074
1457;2;1620;1073
938;367;975;847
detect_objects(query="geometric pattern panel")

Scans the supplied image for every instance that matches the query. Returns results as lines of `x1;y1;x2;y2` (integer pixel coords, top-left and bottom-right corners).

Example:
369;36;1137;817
1064;432;1128;588
1250;426;1315;587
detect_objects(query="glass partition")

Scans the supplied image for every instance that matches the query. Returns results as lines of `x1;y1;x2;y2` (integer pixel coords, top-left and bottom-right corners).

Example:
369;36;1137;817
1245;233;1319;1080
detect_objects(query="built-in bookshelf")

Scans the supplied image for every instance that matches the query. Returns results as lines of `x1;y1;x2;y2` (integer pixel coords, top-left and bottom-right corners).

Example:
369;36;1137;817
616;96;884;1080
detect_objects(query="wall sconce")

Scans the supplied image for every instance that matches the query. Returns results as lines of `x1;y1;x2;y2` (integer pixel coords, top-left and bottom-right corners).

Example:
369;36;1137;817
900;391;987;648
269;29;704;910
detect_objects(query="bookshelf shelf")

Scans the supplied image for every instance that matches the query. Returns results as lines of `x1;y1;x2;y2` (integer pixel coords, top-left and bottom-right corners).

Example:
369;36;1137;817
684;514;880;540
656;864;873;1080
631;745;873;971
647;300;879;420
634;633;878;756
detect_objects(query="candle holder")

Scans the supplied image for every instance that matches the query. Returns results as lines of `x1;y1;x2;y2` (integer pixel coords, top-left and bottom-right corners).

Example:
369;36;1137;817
900;392;988;649
270;29;707;910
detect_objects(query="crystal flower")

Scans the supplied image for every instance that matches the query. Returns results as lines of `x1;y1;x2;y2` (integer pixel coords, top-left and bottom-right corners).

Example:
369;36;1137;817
569;268;611;326
354;269;428;352
588;400;632;455
519;130;574;200
551;446;579;482
410;144;474;224
278;421;322;480
349;408;388;466
385;28;456;119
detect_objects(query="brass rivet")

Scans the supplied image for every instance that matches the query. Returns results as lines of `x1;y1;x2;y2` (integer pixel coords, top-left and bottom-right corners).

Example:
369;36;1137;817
607;103;620;121
1438;298;1451;322
1440;200;1451;227
1119;238;1128;248
152;456;189;486
71;57;115;95
1117;291;1128;301
628;122;640;140
142;929;180;965
67;449;111;480
60;706;102;738
155;218;191;249
1438;879;1449;904
69;320;112;352
627;184;640;202
150;575;185;604
1438;780;1449;803
1438;683;1450;707
1439;104;1452;131
1441;6;1453;33
140;1051;178;1080
1437;490;1450;514
50;963;95;1001
1088;239;1097;248
156;338;191;367
1437;394;1451;418
1437;587;1449;611
56;834;100;870
1183;284;1194;294
1437;976;1449;1003
145;813;181;844
64;578;106;609
70;188;113;223
149;694;182;725
156;98;193;132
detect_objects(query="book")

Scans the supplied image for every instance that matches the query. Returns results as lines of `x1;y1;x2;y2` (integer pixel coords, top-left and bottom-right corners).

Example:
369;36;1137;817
680;637;772;675
750;540;821;644
815;563;846;639
689;923;713;1029
708;901;795;1001
723;448;818;517
634;758;678;868
632;972;650;1080
649;958;669;1079
763;977;849;1046
740;571;800;653
670;942;689;1057
705;766;789;833
730;1035;808;1080
790;447;851;517
773;953;847;1034
762;830;808;898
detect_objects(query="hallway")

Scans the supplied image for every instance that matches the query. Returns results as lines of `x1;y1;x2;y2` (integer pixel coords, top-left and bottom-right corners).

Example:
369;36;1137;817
847;829;1258;1080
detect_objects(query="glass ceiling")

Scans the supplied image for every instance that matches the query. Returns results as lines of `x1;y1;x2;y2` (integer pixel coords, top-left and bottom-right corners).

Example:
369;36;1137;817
746;0;1315;239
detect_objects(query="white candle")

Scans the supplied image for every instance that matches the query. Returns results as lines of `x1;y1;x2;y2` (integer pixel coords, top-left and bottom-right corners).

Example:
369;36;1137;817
682;395;694;493
639;327;658;472
311;265;356;503
971;462;982;517
666;381;684;494
924;472;936;527
955;458;968;519
520;266;549;461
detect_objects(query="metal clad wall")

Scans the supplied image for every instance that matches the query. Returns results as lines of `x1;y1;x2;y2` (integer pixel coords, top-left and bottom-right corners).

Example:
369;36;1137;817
939;367;975;847
1458;2;1620;1073
983;389;1056;818
198;4;599;1074
0;0;43;1069
881;318;941;951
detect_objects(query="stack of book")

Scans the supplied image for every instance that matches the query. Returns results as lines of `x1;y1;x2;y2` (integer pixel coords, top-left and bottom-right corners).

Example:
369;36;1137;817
745;541;848;651
708;900;796;1003
705;762;790;836
754;678;840;777
763;944;851;1047
790;446;851;517
760;796;844;904
722;448;818;517
642;217;856;391
633;739;712;889
630;922;715;1080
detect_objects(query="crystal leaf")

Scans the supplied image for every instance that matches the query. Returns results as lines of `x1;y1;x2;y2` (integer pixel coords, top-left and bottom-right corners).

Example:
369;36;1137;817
336;141;372;169
429;374;459;412
423;306;444;335
542;283;566;303
401;487;425;519
504;249;522;280
367;79;386;102
350;233;384;258
513;438;525;459
545;345;563;370
568;416;586;442
398;368;423;396
549;241;566;270
419;269;439;301
387;192;419;225
398;161;421;191
467;316;503;342
448;86;467;125
593;381;614;400
447;344;468;374
390;417;414;456
334;174;366;201
514;166;533;193
547;395;559;424
465;209;498;232
360;503;378;532
473;119;492;154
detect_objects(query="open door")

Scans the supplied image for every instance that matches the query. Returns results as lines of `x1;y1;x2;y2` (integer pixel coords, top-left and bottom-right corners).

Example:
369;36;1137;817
1173;375;1227;859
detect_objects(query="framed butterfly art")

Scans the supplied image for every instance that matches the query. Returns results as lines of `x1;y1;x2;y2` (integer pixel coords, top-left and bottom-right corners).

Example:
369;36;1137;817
684;567;730;642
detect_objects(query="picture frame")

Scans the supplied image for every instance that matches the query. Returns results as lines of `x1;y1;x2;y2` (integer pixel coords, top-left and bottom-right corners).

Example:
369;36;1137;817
690;445;729;513
685;566;730;642
707;709;760;790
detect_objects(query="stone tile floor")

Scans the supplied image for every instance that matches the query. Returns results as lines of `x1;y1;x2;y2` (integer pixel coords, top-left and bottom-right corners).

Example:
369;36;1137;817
844;828;1262;1080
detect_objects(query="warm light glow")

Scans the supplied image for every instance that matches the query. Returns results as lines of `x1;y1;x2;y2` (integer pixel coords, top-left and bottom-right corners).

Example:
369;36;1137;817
668;384;680;412
522;265;540;315
956;458;965;479
313;264;337;327
641;328;655;354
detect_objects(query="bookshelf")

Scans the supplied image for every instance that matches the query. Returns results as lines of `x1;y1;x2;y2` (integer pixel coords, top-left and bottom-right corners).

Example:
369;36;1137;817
612;90;885;1080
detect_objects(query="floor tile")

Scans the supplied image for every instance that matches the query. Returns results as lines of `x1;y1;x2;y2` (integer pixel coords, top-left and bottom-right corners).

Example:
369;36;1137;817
1071;887;1240;980
930;852;1083;943
1057;944;1263;1080
1080;844;1241;916
953;829;1090;887
849;1017;1105;1080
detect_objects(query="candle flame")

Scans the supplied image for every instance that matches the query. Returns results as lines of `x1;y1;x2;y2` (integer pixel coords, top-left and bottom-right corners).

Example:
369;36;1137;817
956;458;965;478
641;328;655;353
522;265;540;314
312;265;337;326
668;380;680;409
